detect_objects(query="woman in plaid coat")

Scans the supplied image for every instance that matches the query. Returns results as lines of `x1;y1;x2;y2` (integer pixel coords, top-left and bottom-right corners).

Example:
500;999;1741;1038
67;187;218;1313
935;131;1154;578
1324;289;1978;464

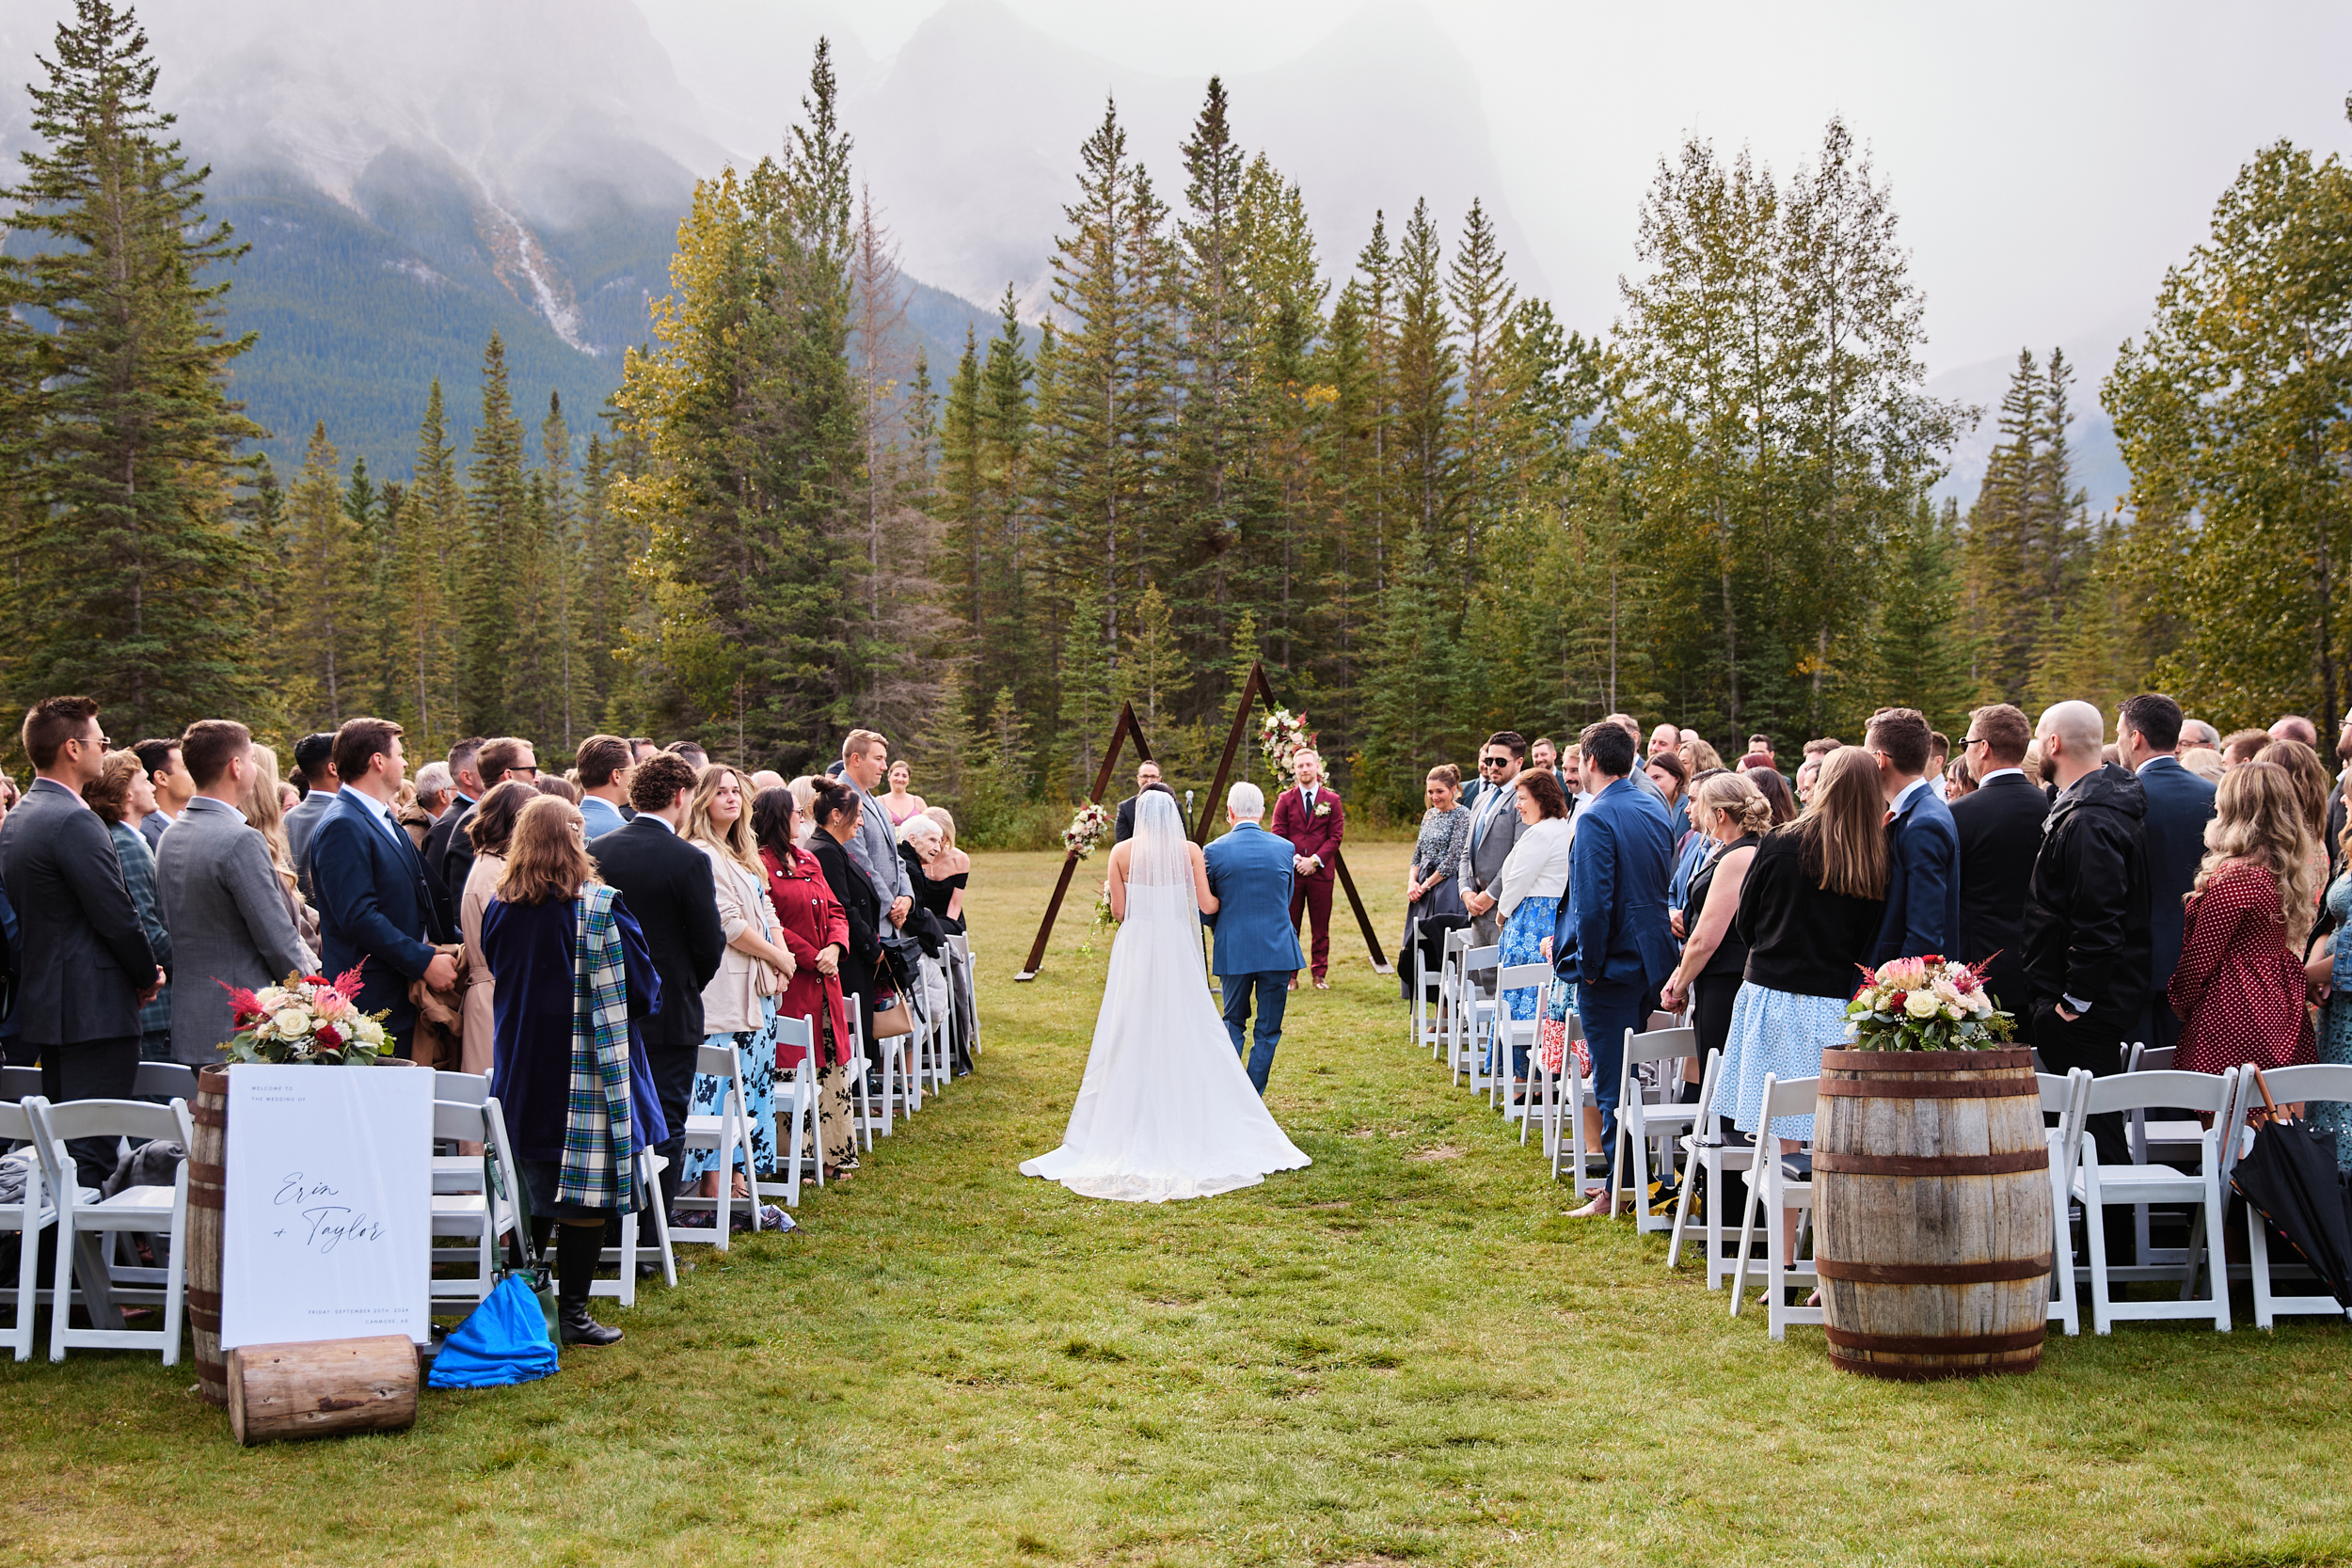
482;796;667;1348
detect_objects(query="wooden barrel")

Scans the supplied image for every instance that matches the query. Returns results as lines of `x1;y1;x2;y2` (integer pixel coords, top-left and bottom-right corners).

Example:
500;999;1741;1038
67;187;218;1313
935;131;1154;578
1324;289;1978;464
228;1335;420;1445
188;1065;230;1407
1813;1048;2052;1380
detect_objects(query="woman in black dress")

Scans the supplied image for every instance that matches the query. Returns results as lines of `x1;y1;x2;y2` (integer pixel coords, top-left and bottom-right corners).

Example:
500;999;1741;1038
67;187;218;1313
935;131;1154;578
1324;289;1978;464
1659;771;1774;1064
807;781;884;1062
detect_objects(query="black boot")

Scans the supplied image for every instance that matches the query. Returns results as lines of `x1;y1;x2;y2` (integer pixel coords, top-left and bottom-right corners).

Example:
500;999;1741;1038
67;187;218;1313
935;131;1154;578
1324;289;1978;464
556;1222;622;1347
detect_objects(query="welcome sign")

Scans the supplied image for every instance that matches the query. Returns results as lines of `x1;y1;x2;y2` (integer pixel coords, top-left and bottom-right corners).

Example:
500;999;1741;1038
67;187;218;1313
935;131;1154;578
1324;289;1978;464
220;1065;434;1349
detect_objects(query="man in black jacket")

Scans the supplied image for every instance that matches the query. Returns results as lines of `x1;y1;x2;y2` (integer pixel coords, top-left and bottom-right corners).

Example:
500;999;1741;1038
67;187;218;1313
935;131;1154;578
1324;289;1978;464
0;696;163;1185
589;752;724;1212
1113;763;1188;844
2118;692;2217;1051
1950;703;2044;1017
2023;699;2152;1258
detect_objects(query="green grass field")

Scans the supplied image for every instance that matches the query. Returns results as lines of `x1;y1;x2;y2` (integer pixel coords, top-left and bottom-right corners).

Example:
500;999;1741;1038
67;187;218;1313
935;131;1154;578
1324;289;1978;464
3;843;2349;1566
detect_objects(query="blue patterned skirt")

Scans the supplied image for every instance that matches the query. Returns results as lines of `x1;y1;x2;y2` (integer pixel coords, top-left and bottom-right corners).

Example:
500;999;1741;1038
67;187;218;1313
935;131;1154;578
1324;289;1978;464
1501;895;1559;1022
1720;983;1849;1140
683;998;781;1180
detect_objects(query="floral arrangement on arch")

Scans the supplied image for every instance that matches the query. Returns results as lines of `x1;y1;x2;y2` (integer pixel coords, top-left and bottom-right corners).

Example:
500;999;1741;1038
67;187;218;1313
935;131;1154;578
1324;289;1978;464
1062;800;1112;860
1846;956;2015;1052
218;970;393;1065
1258;707;1316;780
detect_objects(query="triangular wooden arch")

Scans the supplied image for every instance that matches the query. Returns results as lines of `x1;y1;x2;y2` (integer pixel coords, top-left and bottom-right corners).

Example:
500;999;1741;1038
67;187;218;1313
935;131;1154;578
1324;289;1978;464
1012;668;1394;981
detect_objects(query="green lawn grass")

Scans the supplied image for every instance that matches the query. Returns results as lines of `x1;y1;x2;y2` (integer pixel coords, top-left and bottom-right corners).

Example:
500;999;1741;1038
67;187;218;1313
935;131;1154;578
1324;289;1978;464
4;843;2350;1566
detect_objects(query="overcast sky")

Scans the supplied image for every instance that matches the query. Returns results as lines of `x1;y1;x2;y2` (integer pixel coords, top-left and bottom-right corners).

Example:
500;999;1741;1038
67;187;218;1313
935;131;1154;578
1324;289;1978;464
656;0;2352;375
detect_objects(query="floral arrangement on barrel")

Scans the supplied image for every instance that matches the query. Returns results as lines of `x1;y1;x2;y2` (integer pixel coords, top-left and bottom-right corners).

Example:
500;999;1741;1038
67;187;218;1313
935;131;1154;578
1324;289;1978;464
1847;956;2015;1052
1061;800;1112;860
217;970;393;1065
1259;708;1315;779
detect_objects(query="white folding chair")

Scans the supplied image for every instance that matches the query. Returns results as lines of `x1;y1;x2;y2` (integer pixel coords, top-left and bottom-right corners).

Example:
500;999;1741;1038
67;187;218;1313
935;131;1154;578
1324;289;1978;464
671;1042;758;1249
1487;961;1551;1120
2038;1069;2090;1337
2071;1067;2240;1333
1728;1073;1820;1340
1613;1024;1698;1229
431;1070;490;1194
1432;927;1472;1063
30;1097;193;1364
0;1099;56;1361
2231;1064;2352;1329
1666;1050;1761;1289
2119;1040;2201;1263
1452;944;1500;1090
427;1099;504;1305
759;1013;824;1211
848;1011;896;1148
592;1138;674;1307
1408;926;1445;1053
1534;1006;1607;1193
948;934;979;1062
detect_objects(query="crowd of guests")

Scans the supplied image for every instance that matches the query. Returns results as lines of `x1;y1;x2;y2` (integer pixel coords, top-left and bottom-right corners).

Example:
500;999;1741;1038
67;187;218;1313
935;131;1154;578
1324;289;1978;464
0;701;975;1348
1400;698;2352;1225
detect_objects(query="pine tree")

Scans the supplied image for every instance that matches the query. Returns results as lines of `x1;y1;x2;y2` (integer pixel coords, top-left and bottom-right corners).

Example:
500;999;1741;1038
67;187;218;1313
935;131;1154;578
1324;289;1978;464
1447;198;1518;582
405;379;465;751
285;422;356;728
1058;575;1116;794
1872;499;1977;733
463;333;526;736
0;0;265;734
1172;78;1250;651
1120;582;1177;729
1393;200;1459;566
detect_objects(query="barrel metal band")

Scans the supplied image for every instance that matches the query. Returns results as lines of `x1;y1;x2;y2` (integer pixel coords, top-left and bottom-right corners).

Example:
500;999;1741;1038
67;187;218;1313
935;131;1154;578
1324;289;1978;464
1818;1079;2032;1100
1822;1324;2048;1355
190;1104;228;1130
1831;1351;2042;1381
1814;1253;2053;1284
188;1161;227;1187
1813;1149;2049;1177
1823;1048;2032;1070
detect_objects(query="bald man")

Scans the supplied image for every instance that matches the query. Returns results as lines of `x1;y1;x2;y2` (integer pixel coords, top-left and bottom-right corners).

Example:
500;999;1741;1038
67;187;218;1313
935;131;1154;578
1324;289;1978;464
2022;699;2152;1259
2270;714;2319;748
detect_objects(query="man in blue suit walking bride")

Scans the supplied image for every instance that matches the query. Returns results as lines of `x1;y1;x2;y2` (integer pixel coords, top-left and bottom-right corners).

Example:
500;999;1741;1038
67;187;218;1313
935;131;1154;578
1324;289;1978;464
1203;781;1307;1095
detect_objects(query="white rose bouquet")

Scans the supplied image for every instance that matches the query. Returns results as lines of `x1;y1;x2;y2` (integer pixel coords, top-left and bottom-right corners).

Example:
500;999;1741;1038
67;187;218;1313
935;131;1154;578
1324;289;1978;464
1846;956;2015;1052
1061;800;1112;860
218;969;394;1065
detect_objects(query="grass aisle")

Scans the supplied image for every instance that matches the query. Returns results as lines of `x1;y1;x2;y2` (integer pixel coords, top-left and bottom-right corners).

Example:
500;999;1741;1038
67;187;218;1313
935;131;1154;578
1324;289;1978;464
4;843;2350;1566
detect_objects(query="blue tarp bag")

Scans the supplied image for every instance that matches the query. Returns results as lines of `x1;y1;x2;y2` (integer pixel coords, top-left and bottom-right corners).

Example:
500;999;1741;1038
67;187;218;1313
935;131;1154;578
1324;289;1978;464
428;1272;559;1389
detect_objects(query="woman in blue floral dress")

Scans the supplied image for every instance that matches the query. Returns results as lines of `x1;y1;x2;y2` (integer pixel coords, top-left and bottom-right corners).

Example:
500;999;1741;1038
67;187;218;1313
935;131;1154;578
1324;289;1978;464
1492;768;1573;1091
2309;863;2352;1168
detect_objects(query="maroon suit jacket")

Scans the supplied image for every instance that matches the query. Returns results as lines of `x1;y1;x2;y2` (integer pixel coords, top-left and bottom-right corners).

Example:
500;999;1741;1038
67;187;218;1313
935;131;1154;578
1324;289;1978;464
1272;784;1344;884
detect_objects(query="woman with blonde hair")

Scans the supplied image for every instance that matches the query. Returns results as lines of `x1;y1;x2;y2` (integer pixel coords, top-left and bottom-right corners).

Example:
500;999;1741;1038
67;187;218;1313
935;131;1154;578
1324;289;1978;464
2254;736;2331;893
1660;771;1774;1065
682;764;794;1226
481;795;667;1346
1719;747;1890;1147
242;743;320;953
1402;763;1471;1002
2172;760;2318;1074
457;781;538;1077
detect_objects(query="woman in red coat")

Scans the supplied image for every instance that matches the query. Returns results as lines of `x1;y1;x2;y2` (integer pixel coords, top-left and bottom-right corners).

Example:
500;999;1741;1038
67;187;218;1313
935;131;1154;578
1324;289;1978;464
2171;761;2320;1075
753;786;860;1180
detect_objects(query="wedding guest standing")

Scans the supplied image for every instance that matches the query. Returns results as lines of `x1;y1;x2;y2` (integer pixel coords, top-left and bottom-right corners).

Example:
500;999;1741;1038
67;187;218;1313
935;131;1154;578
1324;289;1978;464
1553;721;1677;1214
575;735;634;841
132;736;194;851
283;732;337;900
1491;768;1572;1093
1718;747;1887;1165
919;806;971;931
2311;816;2352;1167
1645;750;1691;847
2118;693;2217;1050
899;815;969;1074
1459;733;1530;950
1864;706;1961;966
1271;749;1344;990
808;781;885;1050
1659;771;1772;1065
882;760;927;828
1115;761;1189;843
682;765;793;1227
481;796;667;1347
756;787;861;1179
588;752;725;1216
308;719;458;1059
243;743;321;955
156;721;315;1068
87;751;172;1067
0;697;161;1185
1401;765;1471;1001
457;782;535;1079
2170;761;2317;1073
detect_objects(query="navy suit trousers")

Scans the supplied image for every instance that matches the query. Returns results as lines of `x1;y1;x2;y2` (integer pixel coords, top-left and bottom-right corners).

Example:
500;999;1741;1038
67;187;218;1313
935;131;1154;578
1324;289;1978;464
1580;980;1651;1171
1220;971;1290;1095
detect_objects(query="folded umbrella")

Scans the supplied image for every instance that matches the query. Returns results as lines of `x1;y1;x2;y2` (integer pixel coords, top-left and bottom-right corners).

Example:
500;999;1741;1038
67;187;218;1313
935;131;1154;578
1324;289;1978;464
2231;1069;2352;1309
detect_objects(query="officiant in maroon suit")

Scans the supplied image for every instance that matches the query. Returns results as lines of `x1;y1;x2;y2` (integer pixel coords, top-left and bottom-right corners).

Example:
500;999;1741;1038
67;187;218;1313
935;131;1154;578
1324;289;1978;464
1272;750;1345;990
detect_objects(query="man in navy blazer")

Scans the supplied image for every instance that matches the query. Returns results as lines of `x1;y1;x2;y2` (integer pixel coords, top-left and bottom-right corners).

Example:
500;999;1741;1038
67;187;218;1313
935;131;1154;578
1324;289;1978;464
1550;721;1675;1194
305;718;457;1057
1865;707;1963;967
1201;782;1306;1095
2119;693;2217;1050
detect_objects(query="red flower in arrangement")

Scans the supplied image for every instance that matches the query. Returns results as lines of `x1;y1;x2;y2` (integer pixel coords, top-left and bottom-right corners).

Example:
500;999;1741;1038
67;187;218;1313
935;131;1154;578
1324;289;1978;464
314;1023;343;1051
218;979;263;1020
331;965;367;999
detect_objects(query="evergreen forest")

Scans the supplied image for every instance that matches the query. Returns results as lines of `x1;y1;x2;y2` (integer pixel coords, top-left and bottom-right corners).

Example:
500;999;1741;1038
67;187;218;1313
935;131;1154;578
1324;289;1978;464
7;3;2352;839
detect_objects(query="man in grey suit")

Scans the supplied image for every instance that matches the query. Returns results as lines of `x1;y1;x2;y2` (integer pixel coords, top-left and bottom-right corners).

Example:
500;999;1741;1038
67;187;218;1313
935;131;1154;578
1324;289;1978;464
839;727;915;933
156;721;316;1068
0;696;162;1186
1458;731;1532;951
283;731;337;900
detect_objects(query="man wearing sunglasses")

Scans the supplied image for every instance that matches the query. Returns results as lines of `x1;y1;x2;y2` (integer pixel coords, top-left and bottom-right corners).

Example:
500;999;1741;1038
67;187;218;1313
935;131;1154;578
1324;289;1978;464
1457;732;1529;950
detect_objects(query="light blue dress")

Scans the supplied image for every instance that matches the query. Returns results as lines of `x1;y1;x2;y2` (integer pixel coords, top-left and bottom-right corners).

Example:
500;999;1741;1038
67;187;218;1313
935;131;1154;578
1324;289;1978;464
2312;872;2352;1171
1720;984;1851;1141
683;997;781;1180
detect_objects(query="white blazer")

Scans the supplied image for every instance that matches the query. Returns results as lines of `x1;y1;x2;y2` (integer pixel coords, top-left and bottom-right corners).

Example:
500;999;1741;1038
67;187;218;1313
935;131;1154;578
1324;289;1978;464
1494;816;1573;919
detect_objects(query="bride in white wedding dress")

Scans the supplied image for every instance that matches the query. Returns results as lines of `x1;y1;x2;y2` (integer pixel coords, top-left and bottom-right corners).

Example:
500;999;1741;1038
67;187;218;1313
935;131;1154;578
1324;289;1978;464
1019;790;1311;1202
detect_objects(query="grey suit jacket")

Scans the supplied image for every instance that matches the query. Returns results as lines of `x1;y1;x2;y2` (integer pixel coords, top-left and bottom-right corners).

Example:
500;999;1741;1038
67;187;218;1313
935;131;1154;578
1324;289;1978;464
847;779;913;908
1459;777;1531;895
156;797;317;1066
284;787;335;901
0;777;158;1044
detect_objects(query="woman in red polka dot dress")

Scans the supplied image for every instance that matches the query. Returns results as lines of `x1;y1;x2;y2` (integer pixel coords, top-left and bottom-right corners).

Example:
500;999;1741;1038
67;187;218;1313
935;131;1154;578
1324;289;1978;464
2169;760;2321;1074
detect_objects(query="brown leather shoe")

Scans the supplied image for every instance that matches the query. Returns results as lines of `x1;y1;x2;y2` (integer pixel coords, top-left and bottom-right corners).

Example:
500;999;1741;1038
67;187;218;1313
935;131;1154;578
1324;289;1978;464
1288;975;1299;990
